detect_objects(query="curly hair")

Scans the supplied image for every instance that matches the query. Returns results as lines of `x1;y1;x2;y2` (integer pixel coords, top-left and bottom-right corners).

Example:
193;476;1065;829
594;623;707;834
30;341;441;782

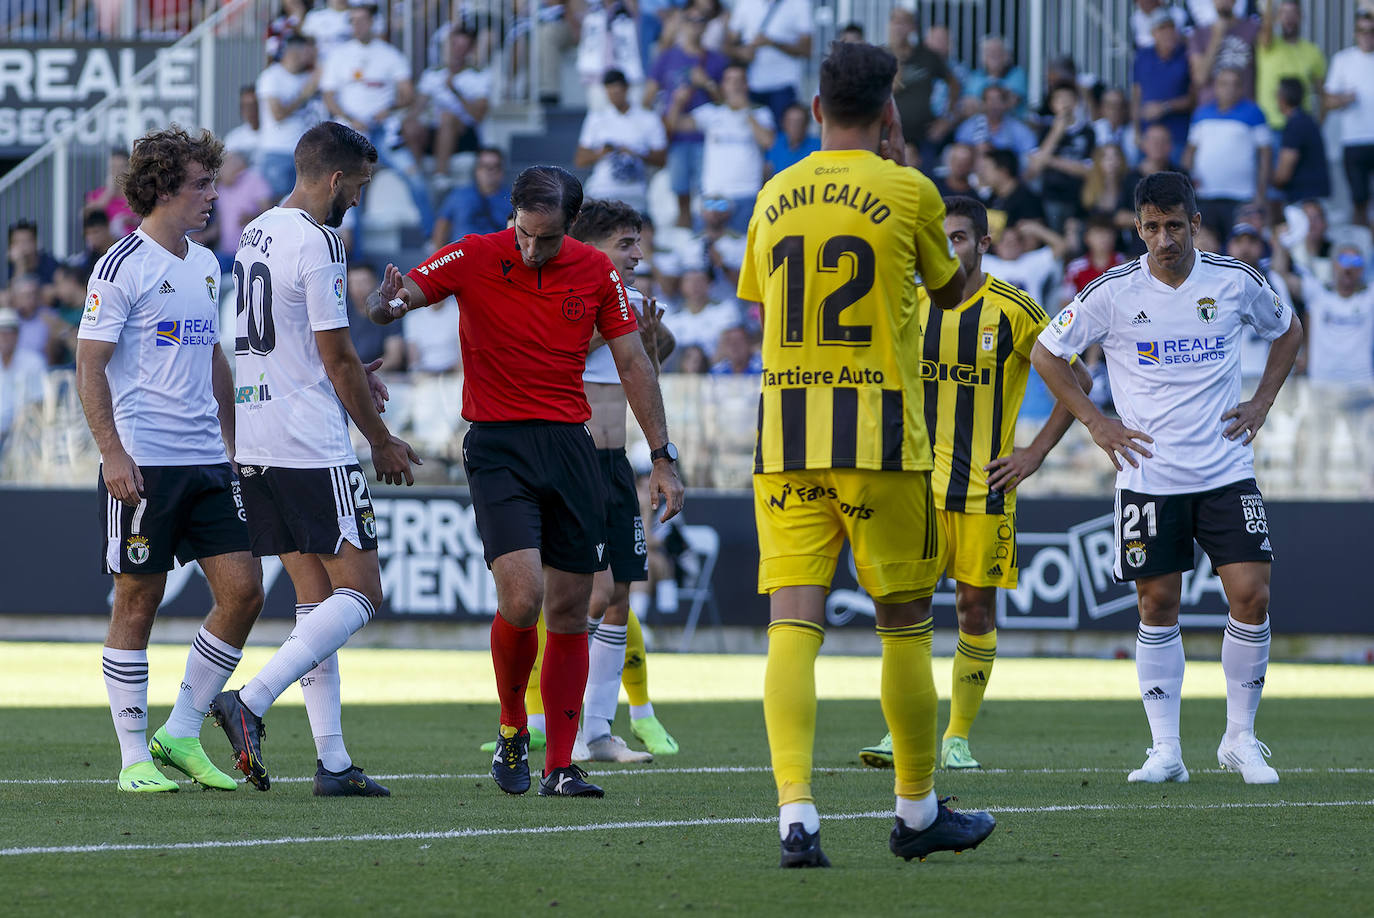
569;198;641;245
121;126;225;218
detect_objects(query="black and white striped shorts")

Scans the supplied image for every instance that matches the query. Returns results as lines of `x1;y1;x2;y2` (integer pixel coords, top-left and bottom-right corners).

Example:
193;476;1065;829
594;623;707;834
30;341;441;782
237;463;378;558
98;463;249;574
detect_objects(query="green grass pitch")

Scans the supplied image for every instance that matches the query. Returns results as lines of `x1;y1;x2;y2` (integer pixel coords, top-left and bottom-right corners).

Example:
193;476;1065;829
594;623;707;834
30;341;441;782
1;643;1371;916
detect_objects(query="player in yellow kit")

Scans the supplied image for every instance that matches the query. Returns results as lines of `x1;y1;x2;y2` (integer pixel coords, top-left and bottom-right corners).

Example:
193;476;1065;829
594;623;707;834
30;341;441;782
738;41;995;868
858;196;1092;771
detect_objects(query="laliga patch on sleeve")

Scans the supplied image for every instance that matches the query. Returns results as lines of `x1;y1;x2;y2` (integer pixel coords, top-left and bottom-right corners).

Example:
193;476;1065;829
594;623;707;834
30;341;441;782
1049;306;1075;336
334;274;346;313
83;291;101;324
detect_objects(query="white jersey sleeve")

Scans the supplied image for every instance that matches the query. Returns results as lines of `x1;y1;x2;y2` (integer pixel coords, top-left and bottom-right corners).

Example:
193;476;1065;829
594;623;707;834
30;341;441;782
1237;264;1291;341
1037;263;1122;359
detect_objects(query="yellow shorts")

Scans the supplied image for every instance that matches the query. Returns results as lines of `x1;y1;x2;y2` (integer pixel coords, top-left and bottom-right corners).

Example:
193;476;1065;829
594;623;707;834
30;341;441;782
754;468;943;602
939;508;1018;589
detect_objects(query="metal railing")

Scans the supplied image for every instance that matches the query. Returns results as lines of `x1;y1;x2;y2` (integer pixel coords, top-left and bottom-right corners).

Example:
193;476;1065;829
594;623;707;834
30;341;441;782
4;370;1371;500
0;0;272;275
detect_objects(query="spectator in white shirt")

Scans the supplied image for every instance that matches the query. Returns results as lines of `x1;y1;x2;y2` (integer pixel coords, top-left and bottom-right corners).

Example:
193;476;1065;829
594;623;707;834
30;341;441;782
1323;9;1374;228
574;69;668;215
675;196;747;302
321;3;431;231
668;63;775;233
403;25;493;183
403;295;462;374
665;266;741;361
0;307;46;453
301;0;376;63
256;31;322;200
725;0;813;127
221;86;261;162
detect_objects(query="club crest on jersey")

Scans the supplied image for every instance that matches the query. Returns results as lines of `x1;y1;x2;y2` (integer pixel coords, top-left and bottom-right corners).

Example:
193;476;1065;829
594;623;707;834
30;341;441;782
205;275;216;303
981;325;996;351
1196;297;1217;323
83;291;101;324
126;535;150;565
1124;540;1146;568
360;508;376;539
561;295;586;321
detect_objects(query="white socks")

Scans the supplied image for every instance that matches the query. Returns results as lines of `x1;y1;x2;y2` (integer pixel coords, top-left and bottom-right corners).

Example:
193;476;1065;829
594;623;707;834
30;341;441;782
630;703;655;721
164;627;241;738
1135;623;1184;753
779;801;820;839
896;791;939;831
240;588;373;718
102;647;150;768
294;603;351;772
1222;615;1270;740
583;623;627;740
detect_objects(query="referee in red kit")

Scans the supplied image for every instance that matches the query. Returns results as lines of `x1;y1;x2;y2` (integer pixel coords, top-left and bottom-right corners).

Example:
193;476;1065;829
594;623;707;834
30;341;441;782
369;165;685;798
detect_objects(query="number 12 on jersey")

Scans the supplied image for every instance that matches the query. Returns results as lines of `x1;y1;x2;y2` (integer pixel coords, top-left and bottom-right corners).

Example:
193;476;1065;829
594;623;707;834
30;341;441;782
769;234;876;348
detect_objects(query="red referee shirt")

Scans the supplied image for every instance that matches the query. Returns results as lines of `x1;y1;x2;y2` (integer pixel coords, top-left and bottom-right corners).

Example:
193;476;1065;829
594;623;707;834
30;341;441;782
407;227;639;422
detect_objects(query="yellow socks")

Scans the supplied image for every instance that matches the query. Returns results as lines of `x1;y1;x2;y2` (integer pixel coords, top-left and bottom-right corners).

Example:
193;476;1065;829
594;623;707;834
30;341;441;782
878;619;937;800
622;608;650;709
763;619;824;806
524;615;546;718
945;629;996;741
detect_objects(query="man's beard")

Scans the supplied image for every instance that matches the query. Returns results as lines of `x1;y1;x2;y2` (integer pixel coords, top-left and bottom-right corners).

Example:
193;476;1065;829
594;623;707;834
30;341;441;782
325;190;349;227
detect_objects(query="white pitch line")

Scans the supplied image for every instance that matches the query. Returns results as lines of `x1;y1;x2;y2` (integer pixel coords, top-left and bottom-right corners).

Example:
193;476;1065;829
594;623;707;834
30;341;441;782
5;764;1373;786
4;799;1372;858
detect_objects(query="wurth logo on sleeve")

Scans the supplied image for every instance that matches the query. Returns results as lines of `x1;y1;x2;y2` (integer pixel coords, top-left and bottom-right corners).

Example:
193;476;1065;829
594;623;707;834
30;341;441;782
610;270;629;321
418;249;464;276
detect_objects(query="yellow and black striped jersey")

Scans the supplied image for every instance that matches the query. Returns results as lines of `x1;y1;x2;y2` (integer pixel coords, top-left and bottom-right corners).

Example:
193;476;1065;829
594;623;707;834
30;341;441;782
737;149;960;474
919;273;1048;514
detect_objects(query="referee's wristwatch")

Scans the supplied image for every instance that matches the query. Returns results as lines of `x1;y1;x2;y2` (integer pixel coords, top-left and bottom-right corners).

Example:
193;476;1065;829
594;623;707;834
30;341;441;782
649;442;679;464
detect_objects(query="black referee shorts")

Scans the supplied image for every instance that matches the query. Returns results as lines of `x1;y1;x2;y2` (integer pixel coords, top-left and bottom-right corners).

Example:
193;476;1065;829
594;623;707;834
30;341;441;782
463;421;607;573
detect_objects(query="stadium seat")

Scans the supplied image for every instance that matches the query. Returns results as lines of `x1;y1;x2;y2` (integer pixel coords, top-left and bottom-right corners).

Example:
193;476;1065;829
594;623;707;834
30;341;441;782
676;523;725;652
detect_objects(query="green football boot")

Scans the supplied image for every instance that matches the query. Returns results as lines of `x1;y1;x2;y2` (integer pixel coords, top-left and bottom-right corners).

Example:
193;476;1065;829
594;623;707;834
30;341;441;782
630;715;679;755
150;726;238;790
940;736;981;769
859;732;894;769
117;760;180;793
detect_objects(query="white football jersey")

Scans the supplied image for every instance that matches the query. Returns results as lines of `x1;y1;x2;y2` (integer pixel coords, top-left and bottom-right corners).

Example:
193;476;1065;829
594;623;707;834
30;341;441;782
583;285;643;385
77;230;227;466
233;207;355;468
1038;251;1293;494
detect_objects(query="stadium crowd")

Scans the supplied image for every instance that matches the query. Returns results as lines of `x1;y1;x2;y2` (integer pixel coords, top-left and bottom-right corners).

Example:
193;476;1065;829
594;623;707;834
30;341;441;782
2;0;1374;487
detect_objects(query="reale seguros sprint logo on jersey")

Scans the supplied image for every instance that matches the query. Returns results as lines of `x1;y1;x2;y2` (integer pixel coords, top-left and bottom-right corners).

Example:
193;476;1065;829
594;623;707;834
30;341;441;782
1136;335;1226;366
155;317;216;347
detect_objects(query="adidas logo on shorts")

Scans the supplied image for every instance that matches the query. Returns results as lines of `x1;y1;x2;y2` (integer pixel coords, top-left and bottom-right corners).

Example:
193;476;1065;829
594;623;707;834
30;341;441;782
986;562;1003;577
